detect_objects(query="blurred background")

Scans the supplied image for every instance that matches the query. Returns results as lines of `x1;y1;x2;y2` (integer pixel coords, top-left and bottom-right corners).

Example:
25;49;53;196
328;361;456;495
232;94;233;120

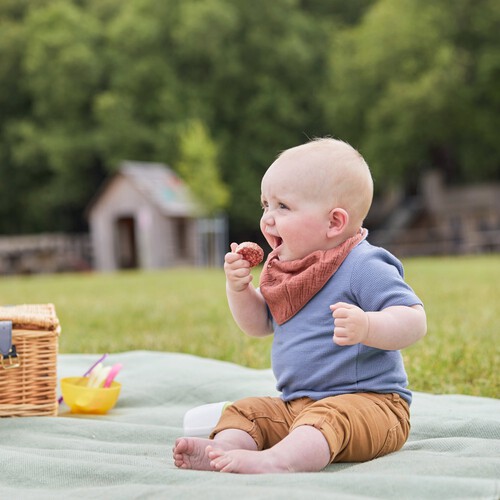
1;0;499;274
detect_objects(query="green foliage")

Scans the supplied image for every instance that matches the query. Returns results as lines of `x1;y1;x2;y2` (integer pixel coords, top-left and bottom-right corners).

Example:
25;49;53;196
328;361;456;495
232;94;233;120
325;0;500;189
0;255;497;398
94;0;182;167
177;119;230;216
0;0;499;236
0;1;106;232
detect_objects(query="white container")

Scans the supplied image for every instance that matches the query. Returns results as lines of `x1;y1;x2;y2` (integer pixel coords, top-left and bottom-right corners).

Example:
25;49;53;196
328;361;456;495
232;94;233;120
183;401;232;437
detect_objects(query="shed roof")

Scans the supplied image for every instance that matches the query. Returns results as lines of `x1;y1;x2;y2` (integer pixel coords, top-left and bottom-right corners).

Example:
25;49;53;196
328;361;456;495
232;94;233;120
87;161;202;218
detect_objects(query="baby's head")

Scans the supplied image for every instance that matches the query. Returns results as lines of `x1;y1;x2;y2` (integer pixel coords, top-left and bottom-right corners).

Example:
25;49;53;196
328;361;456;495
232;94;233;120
266;138;373;235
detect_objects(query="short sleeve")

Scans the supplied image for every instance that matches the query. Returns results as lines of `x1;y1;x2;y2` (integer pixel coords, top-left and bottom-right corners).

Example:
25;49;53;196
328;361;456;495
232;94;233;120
349;246;423;312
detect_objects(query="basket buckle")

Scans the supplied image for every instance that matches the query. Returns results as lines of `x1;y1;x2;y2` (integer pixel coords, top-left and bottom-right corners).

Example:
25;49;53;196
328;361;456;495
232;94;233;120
1;345;20;370
0;320;21;370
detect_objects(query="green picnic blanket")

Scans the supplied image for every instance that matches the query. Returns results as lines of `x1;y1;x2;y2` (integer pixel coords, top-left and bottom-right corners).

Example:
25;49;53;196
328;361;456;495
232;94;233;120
1;351;499;499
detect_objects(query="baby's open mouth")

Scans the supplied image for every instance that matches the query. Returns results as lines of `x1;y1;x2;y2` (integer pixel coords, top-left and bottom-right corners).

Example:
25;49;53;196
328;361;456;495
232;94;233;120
273;237;283;250
264;231;283;251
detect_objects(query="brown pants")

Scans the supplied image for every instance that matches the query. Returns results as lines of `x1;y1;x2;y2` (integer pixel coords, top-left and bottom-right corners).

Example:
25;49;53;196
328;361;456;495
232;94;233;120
211;393;410;463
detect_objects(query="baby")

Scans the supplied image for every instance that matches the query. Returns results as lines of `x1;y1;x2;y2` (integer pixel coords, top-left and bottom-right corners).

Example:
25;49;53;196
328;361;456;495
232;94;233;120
173;138;427;473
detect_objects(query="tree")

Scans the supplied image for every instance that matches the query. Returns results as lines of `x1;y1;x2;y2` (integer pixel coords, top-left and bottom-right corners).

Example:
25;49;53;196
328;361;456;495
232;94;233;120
93;0;183;168
171;0;336;238
176;119;229;216
4;0;497;240
324;0;500;192
0;0;372;236
1;1;106;231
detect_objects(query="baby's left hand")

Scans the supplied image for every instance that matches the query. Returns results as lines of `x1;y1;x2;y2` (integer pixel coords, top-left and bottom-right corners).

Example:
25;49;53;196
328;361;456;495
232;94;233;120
330;302;369;346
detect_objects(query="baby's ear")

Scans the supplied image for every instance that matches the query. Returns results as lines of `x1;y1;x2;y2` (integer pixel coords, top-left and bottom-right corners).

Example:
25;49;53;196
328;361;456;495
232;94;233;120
327;208;349;238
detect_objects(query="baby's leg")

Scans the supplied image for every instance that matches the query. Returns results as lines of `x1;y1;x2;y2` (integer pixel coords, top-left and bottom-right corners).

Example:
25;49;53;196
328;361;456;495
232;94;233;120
207;425;330;474
173;429;257;471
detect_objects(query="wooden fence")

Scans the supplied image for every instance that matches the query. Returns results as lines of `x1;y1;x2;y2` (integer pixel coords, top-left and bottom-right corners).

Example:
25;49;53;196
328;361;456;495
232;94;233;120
0;233;92;275
369;228;500;257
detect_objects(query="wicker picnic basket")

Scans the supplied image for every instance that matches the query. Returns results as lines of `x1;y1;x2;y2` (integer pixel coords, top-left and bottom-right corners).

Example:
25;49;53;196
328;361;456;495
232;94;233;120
0;304;60;417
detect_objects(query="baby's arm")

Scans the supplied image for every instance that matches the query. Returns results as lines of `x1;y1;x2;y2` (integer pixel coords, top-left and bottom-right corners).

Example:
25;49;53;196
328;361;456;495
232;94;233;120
330;302;427;350
224;243;273;337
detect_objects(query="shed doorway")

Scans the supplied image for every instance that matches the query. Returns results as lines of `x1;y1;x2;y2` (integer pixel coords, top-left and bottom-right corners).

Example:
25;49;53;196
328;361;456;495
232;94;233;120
173;217;189;263
115;216;138;269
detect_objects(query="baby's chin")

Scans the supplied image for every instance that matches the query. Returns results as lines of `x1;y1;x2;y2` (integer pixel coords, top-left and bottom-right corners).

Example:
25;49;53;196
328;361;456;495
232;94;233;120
274;248;298;262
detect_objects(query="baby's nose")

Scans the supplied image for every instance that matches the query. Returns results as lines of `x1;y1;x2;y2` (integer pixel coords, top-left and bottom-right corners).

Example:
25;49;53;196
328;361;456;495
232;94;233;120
261;211;274;225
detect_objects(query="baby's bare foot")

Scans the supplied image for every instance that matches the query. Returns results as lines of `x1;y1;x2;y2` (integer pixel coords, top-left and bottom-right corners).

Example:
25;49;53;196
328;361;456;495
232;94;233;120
207;446;288;474
172;437;214;470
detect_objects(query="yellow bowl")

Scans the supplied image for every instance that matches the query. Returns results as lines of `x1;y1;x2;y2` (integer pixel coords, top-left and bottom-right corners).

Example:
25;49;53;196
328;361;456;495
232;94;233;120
61;377;121;414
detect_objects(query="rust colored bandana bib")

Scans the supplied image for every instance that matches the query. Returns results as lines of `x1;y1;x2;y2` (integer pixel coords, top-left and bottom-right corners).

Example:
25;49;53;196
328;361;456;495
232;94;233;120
259;228;367;325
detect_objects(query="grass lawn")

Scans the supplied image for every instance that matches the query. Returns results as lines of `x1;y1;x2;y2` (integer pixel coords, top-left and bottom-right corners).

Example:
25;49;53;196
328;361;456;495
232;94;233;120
0;254;498;399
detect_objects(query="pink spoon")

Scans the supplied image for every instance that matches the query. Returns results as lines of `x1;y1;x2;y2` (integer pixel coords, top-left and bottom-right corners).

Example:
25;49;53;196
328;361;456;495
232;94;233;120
103;363;122;388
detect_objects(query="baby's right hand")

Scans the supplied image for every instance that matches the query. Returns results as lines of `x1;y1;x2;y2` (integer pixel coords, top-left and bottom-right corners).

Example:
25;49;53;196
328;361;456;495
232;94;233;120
224;243;254;292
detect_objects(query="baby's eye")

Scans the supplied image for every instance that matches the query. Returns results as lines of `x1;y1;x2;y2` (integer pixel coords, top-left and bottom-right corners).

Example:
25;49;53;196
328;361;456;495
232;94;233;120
261;201;268;210
278;202;289;210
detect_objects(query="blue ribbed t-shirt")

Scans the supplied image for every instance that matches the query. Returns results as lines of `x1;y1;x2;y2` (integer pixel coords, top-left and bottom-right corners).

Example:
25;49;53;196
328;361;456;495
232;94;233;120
269;240;422;405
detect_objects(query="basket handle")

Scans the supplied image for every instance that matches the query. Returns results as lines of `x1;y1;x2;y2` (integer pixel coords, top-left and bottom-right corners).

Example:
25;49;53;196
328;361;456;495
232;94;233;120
0;320;20;370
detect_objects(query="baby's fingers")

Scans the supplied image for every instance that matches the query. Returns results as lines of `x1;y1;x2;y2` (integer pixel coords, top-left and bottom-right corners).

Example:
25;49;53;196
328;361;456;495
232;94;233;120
330;302;356;314
224;251;250;266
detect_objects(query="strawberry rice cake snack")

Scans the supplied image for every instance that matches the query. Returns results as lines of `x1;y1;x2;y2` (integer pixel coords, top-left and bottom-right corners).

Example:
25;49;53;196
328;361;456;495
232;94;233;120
235;242;264;267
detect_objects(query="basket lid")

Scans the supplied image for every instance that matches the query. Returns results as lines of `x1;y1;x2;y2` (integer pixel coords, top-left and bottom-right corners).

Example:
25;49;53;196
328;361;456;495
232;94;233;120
0;304;60;331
